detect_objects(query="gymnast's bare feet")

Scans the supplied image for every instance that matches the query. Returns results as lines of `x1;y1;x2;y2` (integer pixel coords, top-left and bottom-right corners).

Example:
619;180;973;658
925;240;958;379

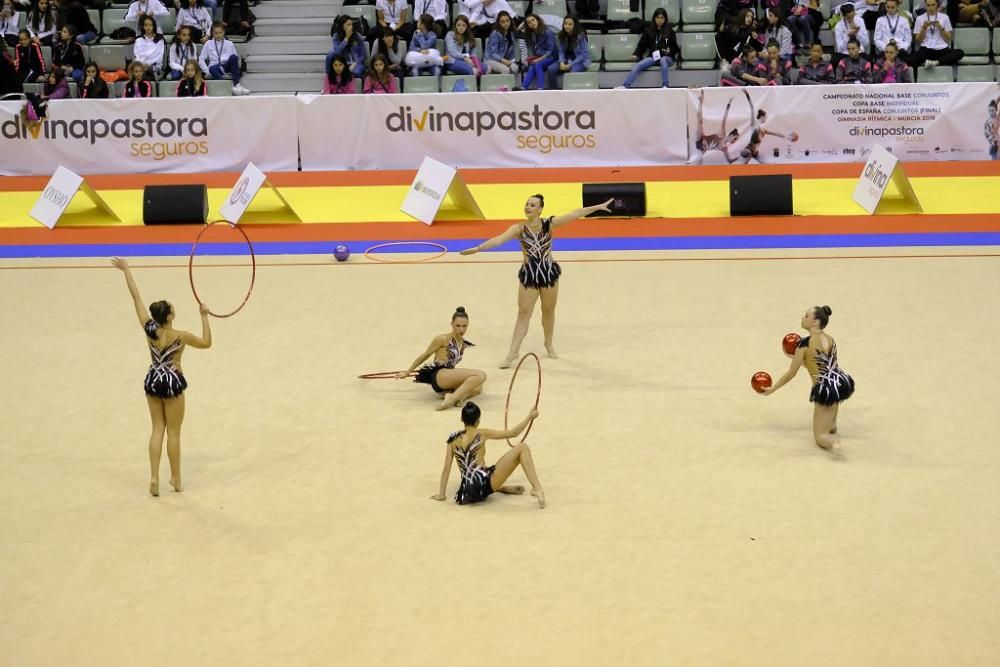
499;356;517;369
436;393;456;411
149;480;159;497
169;477;183;493
544;344;559;359
531;488;546;508
499;485;525;494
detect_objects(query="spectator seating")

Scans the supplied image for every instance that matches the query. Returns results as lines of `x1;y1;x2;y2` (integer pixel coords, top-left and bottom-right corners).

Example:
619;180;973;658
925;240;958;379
403;76;440;93
954;27;990;65
955;64;996;82
603;33;639;71
441;73;477;92
677;32;716;69
917;66;955;83
680;0;715;32
480;73;517;90
563;71;600;88
88;44;129;72
646;0;681;24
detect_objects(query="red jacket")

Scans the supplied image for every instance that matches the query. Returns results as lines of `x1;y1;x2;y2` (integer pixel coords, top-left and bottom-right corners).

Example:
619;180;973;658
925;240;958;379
123;79;154;98
14;41;45;78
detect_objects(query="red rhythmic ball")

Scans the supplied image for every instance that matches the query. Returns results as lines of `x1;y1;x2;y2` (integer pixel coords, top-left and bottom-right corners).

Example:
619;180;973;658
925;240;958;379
751;371;772;394
782;332;801;357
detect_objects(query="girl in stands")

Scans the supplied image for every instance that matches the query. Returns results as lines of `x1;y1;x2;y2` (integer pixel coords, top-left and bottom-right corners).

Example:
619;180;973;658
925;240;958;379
371;27;405;77
405;13;444;76
133;15;165;79
326;14;367;78
363;52;398;93
52;23;86;84
124;0;170;33
177;57;206;95
123;60;154;96
13;29;44;81
1;0;21;48
80;60;109;98
23;66;68;124
620;7;680;89
177;0;213;43
445;14;484;76
27;0;57;46
519;13;556;90
110;257;213;497
761;8;794;64
63;2;98;44
872;40;913;83
375;0;413;43
322;54;354;94
168;26;197;80
545;15;589;90
484;10;518;74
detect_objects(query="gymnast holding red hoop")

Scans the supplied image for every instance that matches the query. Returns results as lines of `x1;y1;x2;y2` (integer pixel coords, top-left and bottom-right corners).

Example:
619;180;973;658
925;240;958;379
396;306;487;411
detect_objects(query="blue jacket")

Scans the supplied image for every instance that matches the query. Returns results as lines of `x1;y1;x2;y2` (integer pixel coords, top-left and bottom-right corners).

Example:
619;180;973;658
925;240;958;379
557;33;590;67
485;29;516;62
527;27;556;59
445;31;475;60
331;34;367;66
410;30;438;52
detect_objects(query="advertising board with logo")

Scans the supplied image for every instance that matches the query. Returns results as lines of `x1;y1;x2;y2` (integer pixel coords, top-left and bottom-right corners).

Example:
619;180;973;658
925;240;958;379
0;96;298;176
296;89;689;171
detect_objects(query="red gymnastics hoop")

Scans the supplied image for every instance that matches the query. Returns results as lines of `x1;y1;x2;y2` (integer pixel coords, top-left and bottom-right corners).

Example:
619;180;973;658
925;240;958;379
503;352;542;448
357;371;418;380
188;220;256;319
364;241;448;264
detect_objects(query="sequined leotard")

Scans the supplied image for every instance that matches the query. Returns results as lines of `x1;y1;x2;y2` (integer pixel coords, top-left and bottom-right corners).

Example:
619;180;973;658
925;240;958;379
517;217;561;289
143;320;188;399
798;335;854;406
414;336;474;394
447;430;495;505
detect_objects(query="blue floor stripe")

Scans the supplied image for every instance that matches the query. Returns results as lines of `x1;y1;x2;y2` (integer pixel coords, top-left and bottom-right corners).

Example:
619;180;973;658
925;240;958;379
2;232;1000;259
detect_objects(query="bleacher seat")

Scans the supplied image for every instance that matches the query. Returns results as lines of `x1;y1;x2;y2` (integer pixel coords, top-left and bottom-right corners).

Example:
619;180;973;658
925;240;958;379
441;73;478;92
586;34;602;72
956;64;995;82
607;0;641;33
88;44;128;71
100;13;133;44
509;0;528;16
645;0;681;25
562;71;599;89
207;79;233;96
681;0;715;32
67;81;78;98
85;9;101;40
158;10;176;36
21;82;41;95
158;81;179;96
953;27;990;65
341;5;377;31
677;32;716;69
40;46;52;69
480;73;516;91
403;76;440;93
603;33;639;71
994;28;1000;57
917;66;954;83
111;81;126;97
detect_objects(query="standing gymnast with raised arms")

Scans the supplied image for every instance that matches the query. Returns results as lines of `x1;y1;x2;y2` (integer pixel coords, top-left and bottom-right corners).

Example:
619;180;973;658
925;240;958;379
460;194;613;367
397;306;487;411
763;306;855;453
111;257;213;496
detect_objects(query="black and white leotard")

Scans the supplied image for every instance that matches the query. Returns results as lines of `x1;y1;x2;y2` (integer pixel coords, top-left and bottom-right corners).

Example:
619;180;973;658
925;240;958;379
448;430;495;505
143;320;188;399
414;336;474;394
799;335;855;406
517;217;562;290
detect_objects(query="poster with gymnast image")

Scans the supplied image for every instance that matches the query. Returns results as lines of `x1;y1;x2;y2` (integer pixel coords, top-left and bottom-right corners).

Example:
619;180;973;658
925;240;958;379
686;82;1000;165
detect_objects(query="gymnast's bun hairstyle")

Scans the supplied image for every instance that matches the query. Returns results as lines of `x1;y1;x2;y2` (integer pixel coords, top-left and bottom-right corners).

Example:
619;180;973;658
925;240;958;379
814;305;832;329
146;301;171;339
530;193;544;208
452;306;469;321
461;402;481;426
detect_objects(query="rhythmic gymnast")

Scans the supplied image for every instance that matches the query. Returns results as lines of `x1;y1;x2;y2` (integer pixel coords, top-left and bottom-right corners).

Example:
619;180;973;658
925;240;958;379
460;194;612;368
397;306;486;411
763;306;855;453
431;402;545;508
111;257;213;496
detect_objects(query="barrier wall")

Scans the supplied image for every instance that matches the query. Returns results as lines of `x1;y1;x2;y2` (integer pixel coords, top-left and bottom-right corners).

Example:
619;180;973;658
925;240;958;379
1;83;997;176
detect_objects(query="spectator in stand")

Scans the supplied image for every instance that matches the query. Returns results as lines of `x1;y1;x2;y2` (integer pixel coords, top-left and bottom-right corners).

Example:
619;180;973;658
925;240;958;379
874;0;912;59
52;24;85;84
856;0;884;31
445;14;484;75
519;13;555;90
134;15;165;78
716;9;761;64
61;2;97;44
463;0;516;40
910;0;963;69
80;60;109;97
124;0;170;33
376;0;414;43
21;65;66;124
222;0;255;36
715;0;756;30
544;15;588;89
322;53;355;93
326;14;367;79
833;4;869;66
364;52;398;93
199;20;250;94
761;8;794;63
762;39;792;83
177;0;214;43
28;0;57;46
42;64;68;98
13;29;44;81
619;7;680;89
796;41;834;83
177;57;207;95
836;36;872;81
786;0;815;50
872;40;913;81
721;43;771;85
1;0;21;49
174;0;217;17
169;26;197;80
405;13;444;76
371;28;405;77
123;60;155;95
0;38;21;94
484;10;518;74
412;0;448;37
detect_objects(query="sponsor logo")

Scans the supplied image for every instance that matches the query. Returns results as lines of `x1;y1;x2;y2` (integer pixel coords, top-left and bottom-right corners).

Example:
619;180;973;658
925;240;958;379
862;160;891;190
413;180;441;200
230;177;250;205
849;125;925;139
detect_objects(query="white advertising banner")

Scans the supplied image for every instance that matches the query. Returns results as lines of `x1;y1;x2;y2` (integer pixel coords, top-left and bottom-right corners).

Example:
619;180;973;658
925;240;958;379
687;83;1000;165
0;96;299;176
297;89;689;171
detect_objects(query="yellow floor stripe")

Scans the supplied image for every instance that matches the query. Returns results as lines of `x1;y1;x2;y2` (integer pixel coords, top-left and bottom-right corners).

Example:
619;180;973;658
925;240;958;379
2;176;999;228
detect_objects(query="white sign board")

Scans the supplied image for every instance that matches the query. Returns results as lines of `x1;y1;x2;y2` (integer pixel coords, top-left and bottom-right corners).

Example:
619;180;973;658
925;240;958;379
219;162;300;224
400;156;484;226
29;165;119;229
851;144;922;215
